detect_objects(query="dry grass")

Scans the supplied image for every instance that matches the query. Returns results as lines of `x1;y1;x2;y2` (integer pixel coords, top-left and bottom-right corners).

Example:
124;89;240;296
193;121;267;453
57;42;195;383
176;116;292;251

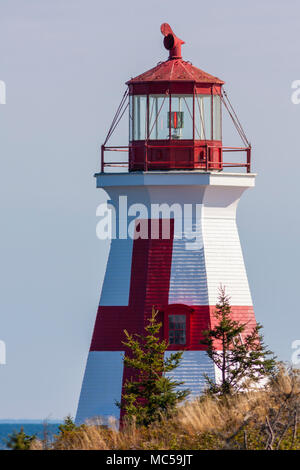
32;367;300;450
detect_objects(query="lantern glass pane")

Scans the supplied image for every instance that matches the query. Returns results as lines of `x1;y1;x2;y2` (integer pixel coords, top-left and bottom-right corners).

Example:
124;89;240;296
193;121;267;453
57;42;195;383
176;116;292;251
171;95;193;139
148;94;170;140
133;95;147;140
195;94;212;139
213;95;222;140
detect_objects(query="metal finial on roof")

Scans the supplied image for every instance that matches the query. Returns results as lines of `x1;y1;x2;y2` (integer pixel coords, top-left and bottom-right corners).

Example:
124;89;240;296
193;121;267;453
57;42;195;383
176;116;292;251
160;23;185;60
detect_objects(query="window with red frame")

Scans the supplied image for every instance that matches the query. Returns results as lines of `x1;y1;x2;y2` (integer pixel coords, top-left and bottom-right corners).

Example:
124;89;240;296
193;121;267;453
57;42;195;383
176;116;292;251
168;314;186;345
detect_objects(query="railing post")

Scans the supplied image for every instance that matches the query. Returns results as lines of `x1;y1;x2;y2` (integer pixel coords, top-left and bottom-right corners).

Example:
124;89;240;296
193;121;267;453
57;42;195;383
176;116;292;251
220;146;223;171
206;145;209;172
145;142;148;172
101;145;104;173
247;146;251;173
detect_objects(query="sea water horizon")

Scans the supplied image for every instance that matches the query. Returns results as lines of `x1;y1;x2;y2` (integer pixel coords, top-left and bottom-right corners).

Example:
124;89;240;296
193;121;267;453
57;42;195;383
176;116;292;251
0;420;62;450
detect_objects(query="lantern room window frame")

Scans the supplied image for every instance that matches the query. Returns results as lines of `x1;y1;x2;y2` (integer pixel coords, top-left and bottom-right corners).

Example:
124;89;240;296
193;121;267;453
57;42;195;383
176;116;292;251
129;87;222;143
162;304;194;350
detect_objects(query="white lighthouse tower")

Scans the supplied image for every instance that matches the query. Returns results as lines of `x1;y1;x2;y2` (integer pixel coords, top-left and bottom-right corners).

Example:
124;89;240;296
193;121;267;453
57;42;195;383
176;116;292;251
76;24;257;424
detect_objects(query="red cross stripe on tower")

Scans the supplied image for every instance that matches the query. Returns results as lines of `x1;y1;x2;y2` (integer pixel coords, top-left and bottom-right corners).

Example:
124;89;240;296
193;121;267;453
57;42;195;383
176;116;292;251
90;219;255;354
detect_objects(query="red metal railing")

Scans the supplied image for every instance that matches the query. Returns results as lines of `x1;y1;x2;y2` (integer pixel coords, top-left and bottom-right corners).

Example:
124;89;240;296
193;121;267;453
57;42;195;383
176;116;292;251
100;144;251;173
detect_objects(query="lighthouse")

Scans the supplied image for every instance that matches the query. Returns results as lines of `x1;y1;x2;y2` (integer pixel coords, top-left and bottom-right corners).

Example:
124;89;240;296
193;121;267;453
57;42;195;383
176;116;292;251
76;24;257;424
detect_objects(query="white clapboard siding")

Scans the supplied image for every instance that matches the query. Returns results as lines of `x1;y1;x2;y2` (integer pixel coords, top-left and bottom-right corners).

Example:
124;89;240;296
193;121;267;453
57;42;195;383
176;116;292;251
202;217;252;306
165;351;215;398
99;237;133;306
76;351;124;424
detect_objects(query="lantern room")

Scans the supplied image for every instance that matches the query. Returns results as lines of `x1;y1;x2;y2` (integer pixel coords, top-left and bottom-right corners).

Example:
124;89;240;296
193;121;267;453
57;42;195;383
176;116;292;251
100;23;251;173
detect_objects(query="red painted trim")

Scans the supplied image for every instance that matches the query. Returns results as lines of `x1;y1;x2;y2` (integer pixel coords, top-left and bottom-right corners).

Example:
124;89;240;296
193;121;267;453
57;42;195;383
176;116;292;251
129;139;223;171
129;83;222;96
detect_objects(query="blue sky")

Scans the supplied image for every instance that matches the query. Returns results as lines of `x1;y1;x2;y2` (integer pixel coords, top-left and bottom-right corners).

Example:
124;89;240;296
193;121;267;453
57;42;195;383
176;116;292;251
0;0;299;419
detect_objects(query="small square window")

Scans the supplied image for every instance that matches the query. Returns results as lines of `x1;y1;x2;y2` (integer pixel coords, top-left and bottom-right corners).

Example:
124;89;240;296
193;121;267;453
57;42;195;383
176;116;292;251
168;314;186;345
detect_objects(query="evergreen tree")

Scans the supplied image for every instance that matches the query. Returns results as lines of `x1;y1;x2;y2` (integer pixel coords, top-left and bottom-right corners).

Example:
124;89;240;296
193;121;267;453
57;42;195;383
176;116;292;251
53;416;87;450
6;427;36;450
58;415;79;433
200;286;277;396
117;307;190;426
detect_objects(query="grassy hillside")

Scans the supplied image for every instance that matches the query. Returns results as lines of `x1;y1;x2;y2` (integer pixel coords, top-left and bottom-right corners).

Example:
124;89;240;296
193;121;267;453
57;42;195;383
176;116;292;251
31;367;300;450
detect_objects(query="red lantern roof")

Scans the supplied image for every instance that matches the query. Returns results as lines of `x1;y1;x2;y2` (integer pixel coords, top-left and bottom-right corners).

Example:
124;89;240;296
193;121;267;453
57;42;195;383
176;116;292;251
127;23;224;86
127;58;224;85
